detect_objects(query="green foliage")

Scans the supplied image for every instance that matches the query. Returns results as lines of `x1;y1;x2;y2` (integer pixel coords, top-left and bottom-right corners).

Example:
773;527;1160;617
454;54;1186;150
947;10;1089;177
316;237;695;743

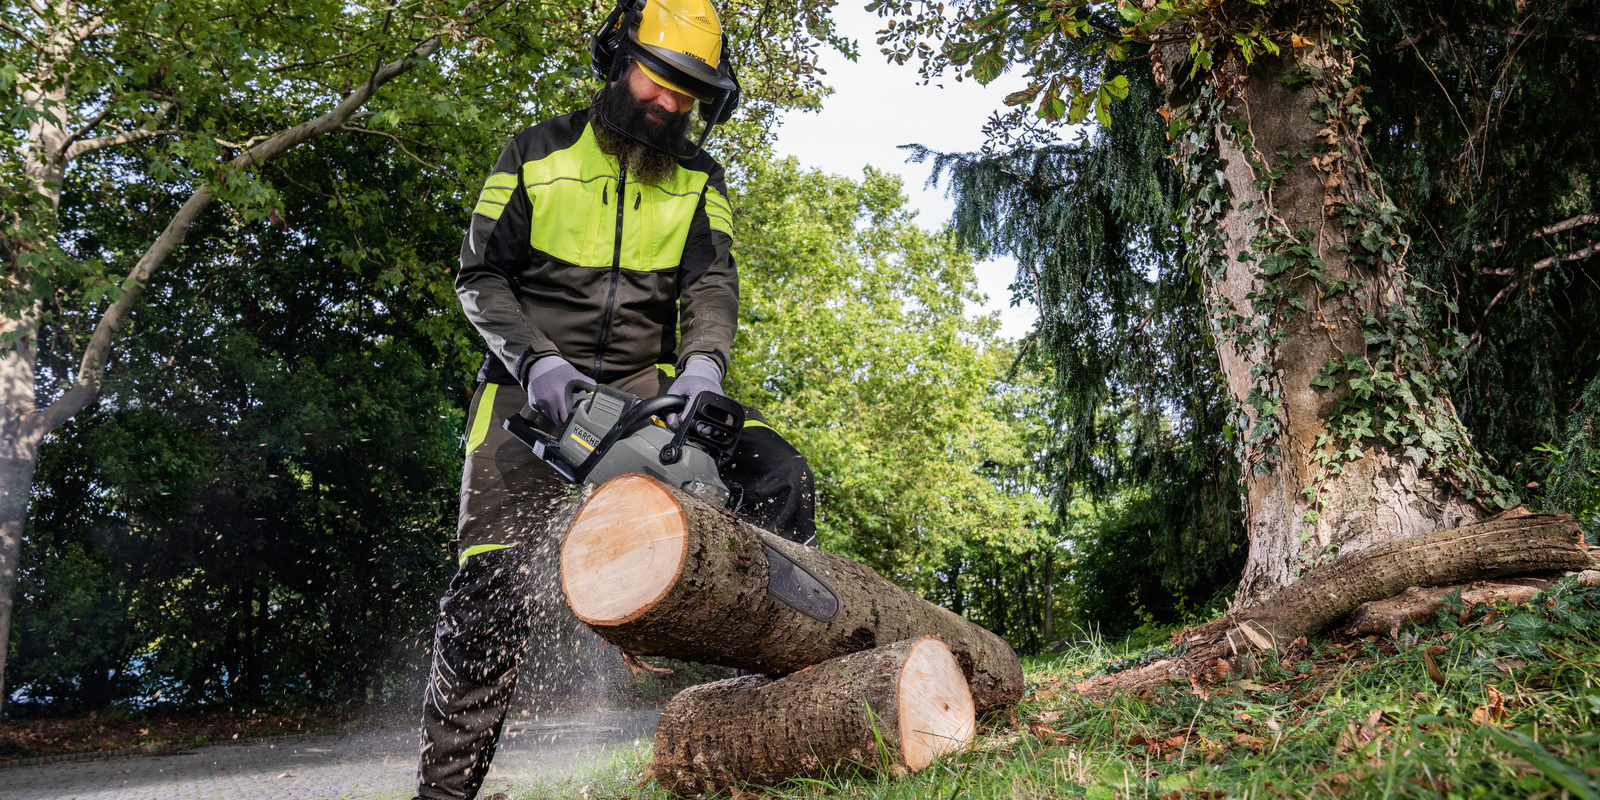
1541;374;1600;537
8;0;844;712
15;133;471;710
727;154;1051;581
905;52;1243;628
1359;0;1600;508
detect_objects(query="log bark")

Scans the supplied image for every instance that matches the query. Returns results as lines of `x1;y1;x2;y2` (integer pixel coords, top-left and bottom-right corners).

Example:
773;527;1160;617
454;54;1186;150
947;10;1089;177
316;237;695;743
1338;569;1600;638
559;474;1024;711
651;635;975;795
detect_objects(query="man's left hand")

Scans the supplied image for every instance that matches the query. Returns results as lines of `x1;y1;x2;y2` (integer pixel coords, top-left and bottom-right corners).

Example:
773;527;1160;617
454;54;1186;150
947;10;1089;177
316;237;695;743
667;355;724;426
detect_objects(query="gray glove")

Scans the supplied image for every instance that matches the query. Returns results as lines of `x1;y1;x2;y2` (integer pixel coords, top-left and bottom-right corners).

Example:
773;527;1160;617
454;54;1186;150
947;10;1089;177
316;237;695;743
666;355;724;426
524;355;593;427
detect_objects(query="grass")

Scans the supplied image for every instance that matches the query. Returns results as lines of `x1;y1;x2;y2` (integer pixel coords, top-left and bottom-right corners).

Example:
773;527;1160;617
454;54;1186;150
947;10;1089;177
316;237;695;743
509;575;1600;799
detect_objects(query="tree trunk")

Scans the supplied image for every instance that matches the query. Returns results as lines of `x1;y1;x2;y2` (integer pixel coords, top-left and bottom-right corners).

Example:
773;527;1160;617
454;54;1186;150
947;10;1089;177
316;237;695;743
1156;6;1492;611
651;635;975;795
559;474;1024;712
1229;512;1594;643
0;314;46;717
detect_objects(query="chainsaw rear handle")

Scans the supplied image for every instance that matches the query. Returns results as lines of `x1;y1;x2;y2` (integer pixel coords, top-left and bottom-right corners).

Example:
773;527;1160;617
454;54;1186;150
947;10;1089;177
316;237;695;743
662;392;743;466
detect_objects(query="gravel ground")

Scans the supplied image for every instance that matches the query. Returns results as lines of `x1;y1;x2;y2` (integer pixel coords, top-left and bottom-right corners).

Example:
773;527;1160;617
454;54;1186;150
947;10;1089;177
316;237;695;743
0;708;660;800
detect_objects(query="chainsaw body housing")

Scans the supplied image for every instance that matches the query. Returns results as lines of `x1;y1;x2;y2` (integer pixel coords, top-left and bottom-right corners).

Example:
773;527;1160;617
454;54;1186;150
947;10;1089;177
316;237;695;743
503;385;743;508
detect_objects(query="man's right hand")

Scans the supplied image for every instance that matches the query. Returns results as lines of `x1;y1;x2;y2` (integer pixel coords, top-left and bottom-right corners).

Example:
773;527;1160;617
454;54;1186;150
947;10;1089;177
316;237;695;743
523;355;594;427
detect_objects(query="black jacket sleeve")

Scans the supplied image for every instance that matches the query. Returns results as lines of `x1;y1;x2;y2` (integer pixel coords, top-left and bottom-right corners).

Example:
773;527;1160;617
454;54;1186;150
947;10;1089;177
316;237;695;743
676;158;738;373
455;137;563;383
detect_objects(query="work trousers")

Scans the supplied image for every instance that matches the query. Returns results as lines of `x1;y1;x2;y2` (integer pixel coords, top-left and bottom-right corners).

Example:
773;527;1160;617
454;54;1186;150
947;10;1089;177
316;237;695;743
416;368;815;800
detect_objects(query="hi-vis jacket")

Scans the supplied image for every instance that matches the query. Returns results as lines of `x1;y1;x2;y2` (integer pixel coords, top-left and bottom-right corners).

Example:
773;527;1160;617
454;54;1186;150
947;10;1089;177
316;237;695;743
456;108;738;386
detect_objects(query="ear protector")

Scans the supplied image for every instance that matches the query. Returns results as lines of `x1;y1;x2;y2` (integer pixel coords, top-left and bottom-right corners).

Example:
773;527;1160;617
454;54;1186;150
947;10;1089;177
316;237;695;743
589;0;741;126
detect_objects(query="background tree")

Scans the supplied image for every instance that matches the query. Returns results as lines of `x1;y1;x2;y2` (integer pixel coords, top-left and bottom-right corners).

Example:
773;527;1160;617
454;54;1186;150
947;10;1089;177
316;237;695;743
13;131;468;711
871;0;1600;631
726;154;1056;648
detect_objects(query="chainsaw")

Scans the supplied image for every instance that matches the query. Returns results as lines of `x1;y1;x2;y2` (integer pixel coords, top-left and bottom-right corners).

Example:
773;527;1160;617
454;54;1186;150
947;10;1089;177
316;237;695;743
502;384;745;509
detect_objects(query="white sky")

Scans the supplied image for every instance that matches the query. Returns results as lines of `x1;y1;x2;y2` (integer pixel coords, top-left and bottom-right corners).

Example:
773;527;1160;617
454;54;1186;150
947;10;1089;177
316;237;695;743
768;2;1037;340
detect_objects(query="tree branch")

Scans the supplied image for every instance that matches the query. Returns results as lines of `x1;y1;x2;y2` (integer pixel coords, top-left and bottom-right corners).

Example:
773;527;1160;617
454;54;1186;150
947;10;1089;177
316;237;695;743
64;127;183;160
65;106;114;145
0;19;38;47
35;35;443;433
1479;239;1600;276
65;100;178;157
268;40;383;73
337;124;442;172
1383;20;1446;53
1475;213;1599;251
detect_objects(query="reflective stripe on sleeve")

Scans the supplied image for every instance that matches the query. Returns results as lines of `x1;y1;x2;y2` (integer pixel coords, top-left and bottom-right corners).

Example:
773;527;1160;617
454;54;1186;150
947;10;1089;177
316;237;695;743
704;185;733;236
473;172;518;220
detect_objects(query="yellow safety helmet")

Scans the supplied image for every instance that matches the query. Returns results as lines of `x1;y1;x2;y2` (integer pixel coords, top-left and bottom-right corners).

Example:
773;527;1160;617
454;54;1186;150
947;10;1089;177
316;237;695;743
590;0;740;125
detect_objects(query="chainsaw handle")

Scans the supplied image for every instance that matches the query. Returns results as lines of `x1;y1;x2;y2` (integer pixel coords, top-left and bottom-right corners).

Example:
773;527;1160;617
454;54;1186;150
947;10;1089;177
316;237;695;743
661;393;743;466
613;394;686;439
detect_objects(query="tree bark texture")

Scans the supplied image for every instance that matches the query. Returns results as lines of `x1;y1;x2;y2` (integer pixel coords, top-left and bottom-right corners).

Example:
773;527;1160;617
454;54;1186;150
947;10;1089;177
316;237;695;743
651;636;975;795
1157;8;1487;611
1073;513;1595;696
1338;569;1600;639
560;474;1024;712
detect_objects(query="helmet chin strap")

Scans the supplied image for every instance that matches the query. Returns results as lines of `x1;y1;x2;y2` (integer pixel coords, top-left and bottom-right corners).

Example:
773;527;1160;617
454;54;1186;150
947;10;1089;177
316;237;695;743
593;85;710;161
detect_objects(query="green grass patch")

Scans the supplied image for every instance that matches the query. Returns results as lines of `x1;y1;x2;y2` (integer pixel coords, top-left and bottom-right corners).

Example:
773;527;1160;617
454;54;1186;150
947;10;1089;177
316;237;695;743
516;576;1600;799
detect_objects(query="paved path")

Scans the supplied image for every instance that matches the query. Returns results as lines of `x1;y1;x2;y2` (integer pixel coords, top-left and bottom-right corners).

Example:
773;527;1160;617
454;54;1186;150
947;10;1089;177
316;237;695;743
0;708;660;800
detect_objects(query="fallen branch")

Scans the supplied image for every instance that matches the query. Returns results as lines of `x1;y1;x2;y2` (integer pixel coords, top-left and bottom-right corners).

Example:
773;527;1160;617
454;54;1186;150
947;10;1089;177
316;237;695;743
1075;513;1594;696
1339;570;1600;638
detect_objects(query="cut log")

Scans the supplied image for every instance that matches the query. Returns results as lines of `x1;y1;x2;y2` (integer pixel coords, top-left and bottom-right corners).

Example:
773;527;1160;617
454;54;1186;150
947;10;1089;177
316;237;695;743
1338;569;1600;638
651;635;975;795
560;474;1024;711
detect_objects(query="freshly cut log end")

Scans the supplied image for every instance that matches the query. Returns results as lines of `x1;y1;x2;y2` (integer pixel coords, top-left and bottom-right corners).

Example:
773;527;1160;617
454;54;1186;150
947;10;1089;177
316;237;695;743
561;474;687;626
561;474;1024;712
652;636;975;795
898;637;976;770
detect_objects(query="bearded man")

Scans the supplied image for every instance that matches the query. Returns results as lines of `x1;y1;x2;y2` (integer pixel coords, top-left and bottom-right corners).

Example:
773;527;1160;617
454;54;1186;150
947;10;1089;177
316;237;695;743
413;2;816;798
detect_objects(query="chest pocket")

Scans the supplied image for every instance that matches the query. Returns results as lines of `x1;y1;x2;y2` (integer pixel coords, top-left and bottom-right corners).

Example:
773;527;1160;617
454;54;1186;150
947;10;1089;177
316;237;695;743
623;180;708;273
520;127;710;271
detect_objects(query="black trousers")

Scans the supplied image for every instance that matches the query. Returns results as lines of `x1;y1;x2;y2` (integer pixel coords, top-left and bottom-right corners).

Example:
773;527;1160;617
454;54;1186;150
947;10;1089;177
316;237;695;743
416;370;815;800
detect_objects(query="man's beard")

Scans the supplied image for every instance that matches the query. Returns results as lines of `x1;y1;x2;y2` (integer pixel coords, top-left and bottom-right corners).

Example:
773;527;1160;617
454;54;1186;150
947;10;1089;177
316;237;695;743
591;83;692;185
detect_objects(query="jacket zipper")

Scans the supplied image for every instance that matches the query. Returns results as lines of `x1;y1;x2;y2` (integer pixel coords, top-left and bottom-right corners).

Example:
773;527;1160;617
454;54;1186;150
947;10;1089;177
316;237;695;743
595;165;626;378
